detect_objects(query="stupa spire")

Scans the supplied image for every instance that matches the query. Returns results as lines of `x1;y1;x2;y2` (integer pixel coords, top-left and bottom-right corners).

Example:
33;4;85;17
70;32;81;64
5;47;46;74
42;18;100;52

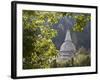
65;29;72;41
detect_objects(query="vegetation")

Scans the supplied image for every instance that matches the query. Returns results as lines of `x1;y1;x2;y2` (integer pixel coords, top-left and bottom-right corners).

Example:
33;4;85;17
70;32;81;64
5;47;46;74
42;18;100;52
22;10;91;69
23;11;59;69
51;50;91;67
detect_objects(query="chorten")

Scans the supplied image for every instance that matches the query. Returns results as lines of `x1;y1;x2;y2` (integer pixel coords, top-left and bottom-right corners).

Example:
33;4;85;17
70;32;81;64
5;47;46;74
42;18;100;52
58;29;76;60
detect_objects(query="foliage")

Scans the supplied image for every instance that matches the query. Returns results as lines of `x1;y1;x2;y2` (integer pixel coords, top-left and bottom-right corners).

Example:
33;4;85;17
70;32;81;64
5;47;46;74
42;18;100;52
73;53;91;66
23;10;60;69
72;14;90;32
55;50;90;67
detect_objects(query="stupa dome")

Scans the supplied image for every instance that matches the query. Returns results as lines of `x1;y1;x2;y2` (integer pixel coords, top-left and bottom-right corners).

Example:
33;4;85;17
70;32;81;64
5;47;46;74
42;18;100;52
60;41;76;52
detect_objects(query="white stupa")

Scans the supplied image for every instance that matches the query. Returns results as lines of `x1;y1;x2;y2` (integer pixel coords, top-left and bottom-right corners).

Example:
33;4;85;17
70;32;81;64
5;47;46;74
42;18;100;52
58;29;76;60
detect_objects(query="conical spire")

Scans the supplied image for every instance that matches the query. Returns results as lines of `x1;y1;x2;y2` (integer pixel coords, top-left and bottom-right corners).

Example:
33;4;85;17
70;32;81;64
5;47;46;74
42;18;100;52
64;29;72;41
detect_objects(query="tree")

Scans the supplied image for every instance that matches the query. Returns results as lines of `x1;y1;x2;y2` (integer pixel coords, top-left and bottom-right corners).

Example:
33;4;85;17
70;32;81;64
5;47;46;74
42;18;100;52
23;10;60;69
